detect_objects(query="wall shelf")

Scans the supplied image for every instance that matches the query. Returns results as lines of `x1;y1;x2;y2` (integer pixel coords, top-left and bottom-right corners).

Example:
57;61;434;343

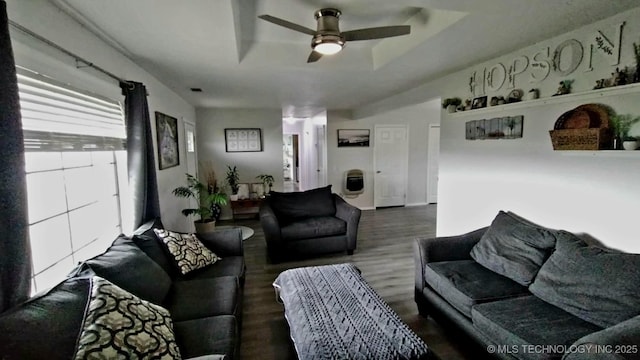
447;82;640;118
556;150;640;157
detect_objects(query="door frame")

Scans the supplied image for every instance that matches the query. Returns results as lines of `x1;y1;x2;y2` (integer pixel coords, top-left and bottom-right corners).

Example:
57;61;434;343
373;124;409;208
427;123;440;204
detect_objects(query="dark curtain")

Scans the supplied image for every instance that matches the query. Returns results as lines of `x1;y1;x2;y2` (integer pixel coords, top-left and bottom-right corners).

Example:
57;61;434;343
120;81;161;230
0;0;32;312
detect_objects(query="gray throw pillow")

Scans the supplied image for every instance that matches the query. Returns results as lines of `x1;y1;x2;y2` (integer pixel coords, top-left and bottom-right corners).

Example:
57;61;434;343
0;277;92;360
70;235;172;304
470;211;559;286
529;235;640;328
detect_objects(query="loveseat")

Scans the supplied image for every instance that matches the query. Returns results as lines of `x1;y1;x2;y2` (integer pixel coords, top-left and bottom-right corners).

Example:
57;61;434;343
0;218;246;360
259;185;361;263
414;211;640;360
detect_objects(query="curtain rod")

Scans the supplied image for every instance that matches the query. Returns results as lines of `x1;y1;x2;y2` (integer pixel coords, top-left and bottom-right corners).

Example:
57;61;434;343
9;20;133;87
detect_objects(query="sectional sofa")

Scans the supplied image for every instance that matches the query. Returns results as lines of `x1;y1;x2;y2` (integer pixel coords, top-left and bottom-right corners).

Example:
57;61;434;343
0;218;245;359
414;211;640;360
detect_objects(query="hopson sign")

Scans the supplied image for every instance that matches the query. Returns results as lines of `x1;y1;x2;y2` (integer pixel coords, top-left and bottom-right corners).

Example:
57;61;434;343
469;22;626;96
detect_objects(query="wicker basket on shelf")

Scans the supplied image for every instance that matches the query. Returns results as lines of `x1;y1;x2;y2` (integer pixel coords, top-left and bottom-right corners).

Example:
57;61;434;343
549;103;613;150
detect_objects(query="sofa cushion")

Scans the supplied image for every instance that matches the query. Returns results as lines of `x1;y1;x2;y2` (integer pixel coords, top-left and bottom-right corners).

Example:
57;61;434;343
424;260;530;318
280;216;347;241
70;235;172;304
470;211;559;286
166;276;240;322
75;276;181;359
0;277;91;360
154;229;221;275
173;315;237;359
471;296;601;359
529;235;640;328
179;256;246;282
268;185;335;223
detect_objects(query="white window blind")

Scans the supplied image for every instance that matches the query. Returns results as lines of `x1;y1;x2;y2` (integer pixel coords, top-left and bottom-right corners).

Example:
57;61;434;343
18;68;130;294
17;68;125;151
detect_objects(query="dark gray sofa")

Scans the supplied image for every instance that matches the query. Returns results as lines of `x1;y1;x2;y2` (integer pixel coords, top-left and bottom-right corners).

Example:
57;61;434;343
260;185;361;263
414;211;640;360
0;218;245;360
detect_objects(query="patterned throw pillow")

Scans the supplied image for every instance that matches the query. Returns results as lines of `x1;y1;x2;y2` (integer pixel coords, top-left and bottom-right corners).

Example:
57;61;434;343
74;276;182;359
153;229;220;275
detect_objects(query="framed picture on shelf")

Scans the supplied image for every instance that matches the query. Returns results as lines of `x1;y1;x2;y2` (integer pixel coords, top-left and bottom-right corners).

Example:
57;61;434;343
225;128;262;152
337;129;370;147
237;183;250;200
251;183;265;198
155;112;180;170
471;96;487;109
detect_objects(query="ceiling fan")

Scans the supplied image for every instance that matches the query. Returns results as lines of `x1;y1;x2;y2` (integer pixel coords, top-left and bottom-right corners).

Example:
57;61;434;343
258;8;411;63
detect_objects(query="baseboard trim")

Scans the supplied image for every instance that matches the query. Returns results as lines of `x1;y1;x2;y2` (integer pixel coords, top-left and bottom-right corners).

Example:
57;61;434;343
406;202;430;207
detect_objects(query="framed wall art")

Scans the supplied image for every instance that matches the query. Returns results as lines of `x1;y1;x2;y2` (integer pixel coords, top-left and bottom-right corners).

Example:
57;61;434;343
155;112;180;170
225;128;262;152
337;129;370;147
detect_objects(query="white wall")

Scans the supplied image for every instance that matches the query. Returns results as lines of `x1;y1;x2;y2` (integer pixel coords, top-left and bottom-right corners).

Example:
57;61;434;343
6;0;197;232
357;7;640;253
195;108;284;219
327;99;441;210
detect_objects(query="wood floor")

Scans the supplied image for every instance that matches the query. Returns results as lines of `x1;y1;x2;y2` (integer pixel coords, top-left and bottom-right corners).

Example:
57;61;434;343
231;205;476;360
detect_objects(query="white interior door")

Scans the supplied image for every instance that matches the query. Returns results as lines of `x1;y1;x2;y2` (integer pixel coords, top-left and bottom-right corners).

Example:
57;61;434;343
427;124;440;204
374;125;408;207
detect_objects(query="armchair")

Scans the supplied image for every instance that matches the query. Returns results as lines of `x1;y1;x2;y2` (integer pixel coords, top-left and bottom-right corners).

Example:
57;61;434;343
259;185;361;263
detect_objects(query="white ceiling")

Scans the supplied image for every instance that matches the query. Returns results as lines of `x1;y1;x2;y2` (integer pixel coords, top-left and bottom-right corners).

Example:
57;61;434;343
52;0;640;118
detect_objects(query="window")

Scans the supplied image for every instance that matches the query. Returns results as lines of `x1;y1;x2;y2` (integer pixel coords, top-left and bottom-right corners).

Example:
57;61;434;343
17;68;130;294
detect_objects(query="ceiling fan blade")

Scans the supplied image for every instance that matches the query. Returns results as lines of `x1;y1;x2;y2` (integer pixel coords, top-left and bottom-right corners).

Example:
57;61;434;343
342;25;411;41
258;15;316;36
307;51;323;63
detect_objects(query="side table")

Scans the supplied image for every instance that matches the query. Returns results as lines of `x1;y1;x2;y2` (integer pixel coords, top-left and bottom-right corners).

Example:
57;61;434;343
230;199;262;220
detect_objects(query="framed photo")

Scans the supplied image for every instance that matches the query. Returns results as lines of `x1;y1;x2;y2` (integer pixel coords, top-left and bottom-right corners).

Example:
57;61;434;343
471;96;487;109
251;183;265;198
155;112;180;170
225;128;262;152
337;129;370;147
237;183;250;200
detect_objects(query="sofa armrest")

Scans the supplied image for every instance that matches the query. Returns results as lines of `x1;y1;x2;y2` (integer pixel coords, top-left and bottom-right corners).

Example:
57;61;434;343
414;227;488;291
334;195;361;249
259;201;282;246
563;315;640;360
197;228;243;257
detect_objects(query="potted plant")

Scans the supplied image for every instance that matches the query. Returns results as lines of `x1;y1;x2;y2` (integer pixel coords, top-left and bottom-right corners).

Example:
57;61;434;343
256;174;275;195
442;97;461;113
226;165;240;201
172;173;228;234
611;114;640;150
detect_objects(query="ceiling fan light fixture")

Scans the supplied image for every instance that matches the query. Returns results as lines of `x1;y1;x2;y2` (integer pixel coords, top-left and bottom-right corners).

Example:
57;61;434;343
314;41;342;55
312;34;344;55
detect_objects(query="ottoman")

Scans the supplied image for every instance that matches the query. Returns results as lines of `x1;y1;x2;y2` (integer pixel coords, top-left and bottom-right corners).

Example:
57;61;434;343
273;263;432;360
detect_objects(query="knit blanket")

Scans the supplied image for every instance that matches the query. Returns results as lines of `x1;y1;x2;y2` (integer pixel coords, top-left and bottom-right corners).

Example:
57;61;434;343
273;263;432;360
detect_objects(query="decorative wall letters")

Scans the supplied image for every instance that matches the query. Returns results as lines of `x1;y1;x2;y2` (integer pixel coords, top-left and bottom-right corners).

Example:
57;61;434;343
469;22;627;96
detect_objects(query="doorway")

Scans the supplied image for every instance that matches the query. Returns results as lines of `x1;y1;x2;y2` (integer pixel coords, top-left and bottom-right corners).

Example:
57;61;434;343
283;134;299;192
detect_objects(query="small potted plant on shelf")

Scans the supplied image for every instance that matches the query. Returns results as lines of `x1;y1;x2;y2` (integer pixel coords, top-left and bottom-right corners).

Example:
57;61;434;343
256;174;275;196
442;97;462;113
172;173;228;234
611;114;640;150
226;165;240;200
